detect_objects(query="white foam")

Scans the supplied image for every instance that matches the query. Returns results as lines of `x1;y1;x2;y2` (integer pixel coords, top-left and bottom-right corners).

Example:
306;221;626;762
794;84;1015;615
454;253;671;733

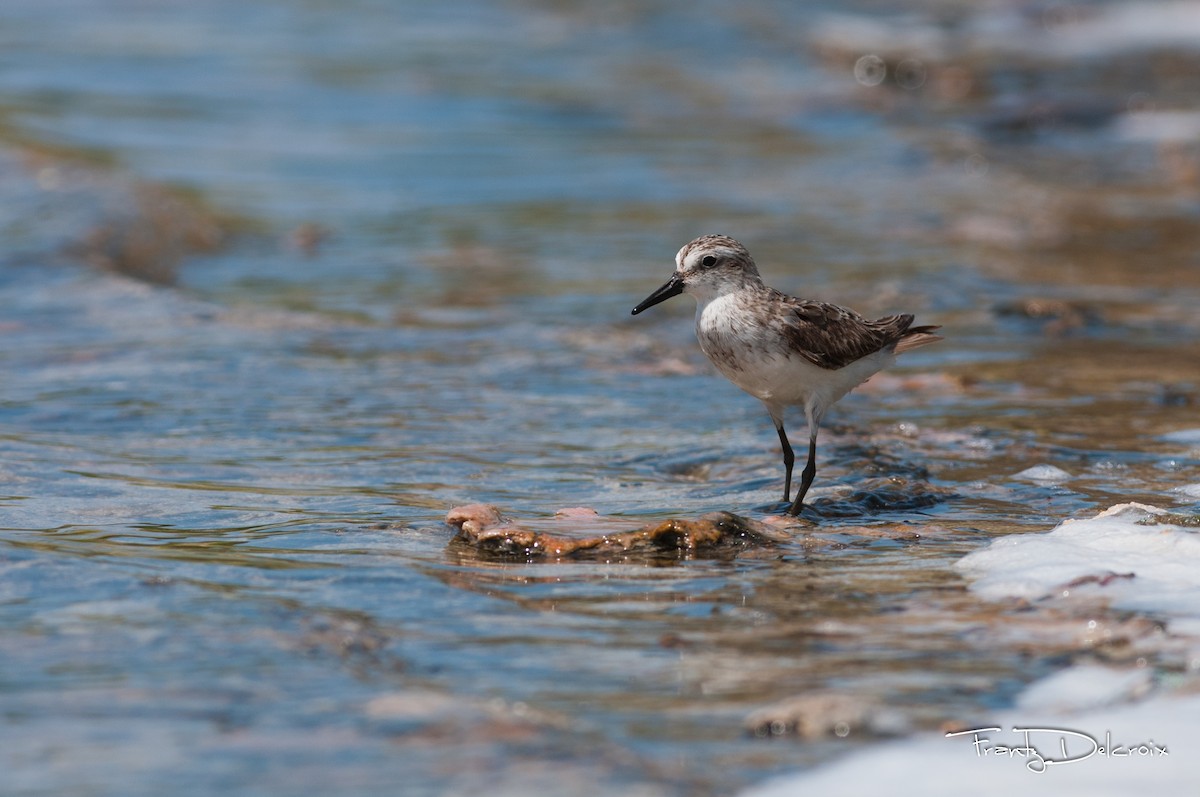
743;685;1199;797
1114;111;1200;142
1013;464;1072;482
955;503;1200;620
1014;665;1153;713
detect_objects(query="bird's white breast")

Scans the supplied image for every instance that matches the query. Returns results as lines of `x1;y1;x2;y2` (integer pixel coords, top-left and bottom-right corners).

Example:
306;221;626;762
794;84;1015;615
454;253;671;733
694;293;895;419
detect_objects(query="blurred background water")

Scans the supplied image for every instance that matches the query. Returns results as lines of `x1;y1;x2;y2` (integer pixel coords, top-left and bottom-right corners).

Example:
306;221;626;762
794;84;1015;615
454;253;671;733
1;1;1199;794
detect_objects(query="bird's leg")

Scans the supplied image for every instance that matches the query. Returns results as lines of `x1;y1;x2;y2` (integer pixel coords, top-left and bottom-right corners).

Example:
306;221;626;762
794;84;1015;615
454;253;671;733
774;422;795;503
787;429;819;516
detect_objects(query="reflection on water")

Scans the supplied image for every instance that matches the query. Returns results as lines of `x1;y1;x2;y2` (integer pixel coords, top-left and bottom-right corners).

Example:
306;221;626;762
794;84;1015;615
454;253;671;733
1;0;1199;794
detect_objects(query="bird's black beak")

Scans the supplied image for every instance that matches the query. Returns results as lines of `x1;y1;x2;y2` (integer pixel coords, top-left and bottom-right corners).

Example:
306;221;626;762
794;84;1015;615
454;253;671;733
631;274;685;315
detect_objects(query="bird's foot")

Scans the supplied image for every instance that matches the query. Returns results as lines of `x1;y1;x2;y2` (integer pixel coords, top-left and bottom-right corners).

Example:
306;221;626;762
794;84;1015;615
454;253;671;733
760;498;808;517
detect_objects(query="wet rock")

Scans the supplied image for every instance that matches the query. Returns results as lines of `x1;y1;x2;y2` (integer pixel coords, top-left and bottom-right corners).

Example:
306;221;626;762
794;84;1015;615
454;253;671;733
993;297;1104;335
445;504;507;537
828;523;942;543
1157;383;1196;408
297;612;390;662
803;478;954;518
445;504;792;559
1141;510;1200;528
553;507;602;519
858;371;966;396
1063;571;1135;589
978;98;1121;138
0;146;228;286
287;221;330;255
1078;616;1166;662
75;183;227;285
745;692;908;740
364;691;568;742
947;212;1064;249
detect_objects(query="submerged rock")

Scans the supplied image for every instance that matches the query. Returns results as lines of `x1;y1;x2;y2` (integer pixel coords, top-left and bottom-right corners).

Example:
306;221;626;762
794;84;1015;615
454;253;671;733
745;692;908;740
445;504;794;559
802;478;954;518
993;297;1105;335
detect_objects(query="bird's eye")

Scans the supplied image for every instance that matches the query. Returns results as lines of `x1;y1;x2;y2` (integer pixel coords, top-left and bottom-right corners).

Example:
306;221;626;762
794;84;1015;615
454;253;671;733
701;255;717;267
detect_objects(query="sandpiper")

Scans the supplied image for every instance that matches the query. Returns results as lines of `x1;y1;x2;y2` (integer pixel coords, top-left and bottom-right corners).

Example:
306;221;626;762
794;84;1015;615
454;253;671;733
631;234;941;516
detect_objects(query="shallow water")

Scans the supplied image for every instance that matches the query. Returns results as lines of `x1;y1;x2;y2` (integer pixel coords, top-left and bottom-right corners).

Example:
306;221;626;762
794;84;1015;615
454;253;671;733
2;0;1200;794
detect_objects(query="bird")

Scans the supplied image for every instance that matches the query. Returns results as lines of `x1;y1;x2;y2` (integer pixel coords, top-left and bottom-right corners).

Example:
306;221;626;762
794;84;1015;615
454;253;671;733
631;234;941;516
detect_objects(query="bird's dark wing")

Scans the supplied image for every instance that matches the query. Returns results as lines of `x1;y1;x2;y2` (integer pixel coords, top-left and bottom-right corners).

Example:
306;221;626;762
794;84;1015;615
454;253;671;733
771;290;918;370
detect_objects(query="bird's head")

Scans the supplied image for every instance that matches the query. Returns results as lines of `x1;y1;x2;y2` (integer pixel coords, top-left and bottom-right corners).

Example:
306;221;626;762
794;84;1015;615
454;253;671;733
631;234;761;315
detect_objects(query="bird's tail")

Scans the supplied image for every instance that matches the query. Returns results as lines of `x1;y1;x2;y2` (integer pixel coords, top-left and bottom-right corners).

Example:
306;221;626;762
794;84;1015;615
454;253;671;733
894;324;943;354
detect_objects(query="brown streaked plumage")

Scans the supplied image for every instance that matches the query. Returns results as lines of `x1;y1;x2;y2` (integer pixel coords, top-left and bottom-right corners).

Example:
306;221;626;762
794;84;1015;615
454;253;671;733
631;234;942;516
